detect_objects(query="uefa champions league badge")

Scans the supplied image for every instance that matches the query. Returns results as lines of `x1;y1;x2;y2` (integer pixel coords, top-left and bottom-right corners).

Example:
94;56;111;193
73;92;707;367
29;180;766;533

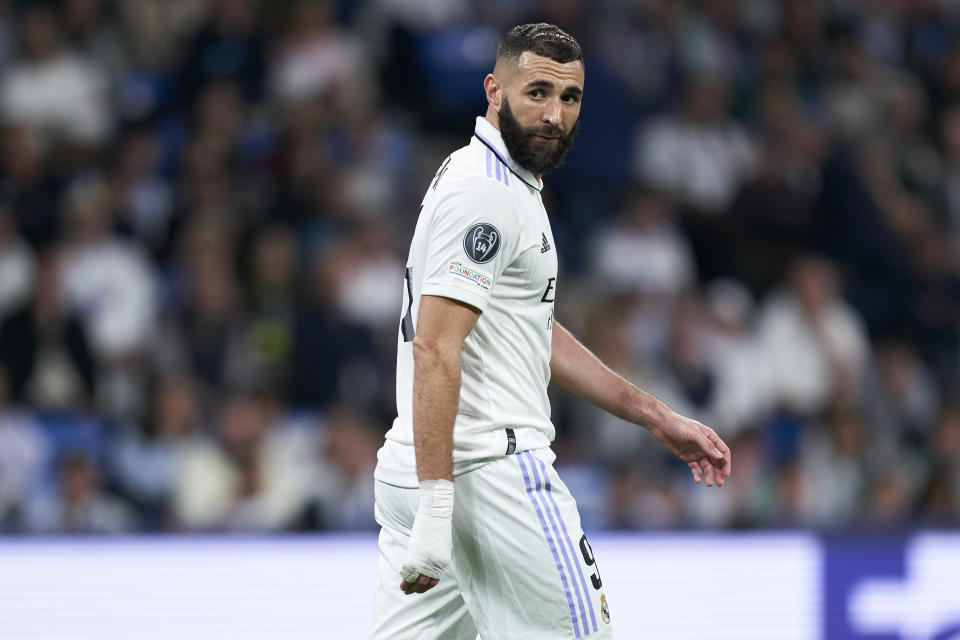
463;223;501;264
600;594;610;624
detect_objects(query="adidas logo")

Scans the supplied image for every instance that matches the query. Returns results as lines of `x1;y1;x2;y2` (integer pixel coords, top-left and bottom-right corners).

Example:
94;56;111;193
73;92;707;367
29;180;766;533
540;232;552;253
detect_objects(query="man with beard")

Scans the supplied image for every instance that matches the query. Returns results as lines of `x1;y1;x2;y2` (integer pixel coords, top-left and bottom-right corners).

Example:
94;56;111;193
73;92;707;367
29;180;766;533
369;23;731;639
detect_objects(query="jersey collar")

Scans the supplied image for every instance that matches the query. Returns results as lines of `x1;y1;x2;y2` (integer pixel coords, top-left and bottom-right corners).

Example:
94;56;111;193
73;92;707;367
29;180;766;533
473;117;543;192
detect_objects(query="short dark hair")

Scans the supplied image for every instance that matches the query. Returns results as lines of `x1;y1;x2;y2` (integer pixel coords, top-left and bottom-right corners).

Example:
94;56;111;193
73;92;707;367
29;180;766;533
496;23;583;66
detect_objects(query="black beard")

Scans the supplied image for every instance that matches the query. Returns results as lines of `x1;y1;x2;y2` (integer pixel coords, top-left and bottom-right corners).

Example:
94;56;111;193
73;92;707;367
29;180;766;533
498;98;579;176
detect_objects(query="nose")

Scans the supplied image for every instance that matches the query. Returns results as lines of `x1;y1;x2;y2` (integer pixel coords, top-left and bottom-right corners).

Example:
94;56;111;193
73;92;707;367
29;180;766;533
542;100;562;127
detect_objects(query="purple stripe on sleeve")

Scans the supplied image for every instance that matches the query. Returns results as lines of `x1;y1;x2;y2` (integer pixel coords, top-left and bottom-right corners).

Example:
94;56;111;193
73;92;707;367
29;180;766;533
532;453;600;633
485;148;492;178
517;453;582;638
495;160;502;182
501;161;510;185
525;451;591;637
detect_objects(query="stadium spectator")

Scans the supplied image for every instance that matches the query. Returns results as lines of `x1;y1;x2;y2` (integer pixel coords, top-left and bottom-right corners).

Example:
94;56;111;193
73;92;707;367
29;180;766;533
306;406;378;530
107;127;175;258
60;175;157;362
757;254;870;419
292;243;385;411
108;373;204;530
270;0;375;113
916;407;960;526
589;188;695;301
797;403;868;529
0;4;112;147
674;0;748;80
329;222;404;332
940;105;960;262
62;0;129;83
634;74;758;213
235;223;299;394
643;296;719;430
0;365;49;531
702;279;773;438
24;450;134;534
722;80;825;291
114;0;211;71
172;391;314;531
152;217;246;395
0;124;66;248
178;0;266;106
868;339;941;448
0;249;96;412
568;294;655;464
0;201;35;318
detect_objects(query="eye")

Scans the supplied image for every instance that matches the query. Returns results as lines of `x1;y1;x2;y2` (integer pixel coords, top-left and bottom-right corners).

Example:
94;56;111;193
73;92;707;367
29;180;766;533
562;94;580;104
530;89;545;99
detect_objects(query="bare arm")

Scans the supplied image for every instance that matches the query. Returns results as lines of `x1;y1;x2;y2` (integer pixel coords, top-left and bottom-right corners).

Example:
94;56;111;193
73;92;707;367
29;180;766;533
550;321;670;428
550;321;731;486
398;294;479;596
412;294;480;482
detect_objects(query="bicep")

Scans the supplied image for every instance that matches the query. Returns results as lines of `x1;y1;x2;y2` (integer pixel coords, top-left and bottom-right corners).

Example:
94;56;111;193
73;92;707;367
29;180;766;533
415;295;480;351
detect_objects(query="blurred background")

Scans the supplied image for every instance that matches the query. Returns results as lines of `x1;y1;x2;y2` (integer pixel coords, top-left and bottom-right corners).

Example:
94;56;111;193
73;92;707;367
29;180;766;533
0;0;957;541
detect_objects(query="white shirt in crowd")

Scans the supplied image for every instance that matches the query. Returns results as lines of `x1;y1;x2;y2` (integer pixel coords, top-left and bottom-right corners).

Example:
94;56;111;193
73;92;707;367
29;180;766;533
61;239;157;360
1;52;111;146
635;116;758;213
758;291;870;416
0;234;34;318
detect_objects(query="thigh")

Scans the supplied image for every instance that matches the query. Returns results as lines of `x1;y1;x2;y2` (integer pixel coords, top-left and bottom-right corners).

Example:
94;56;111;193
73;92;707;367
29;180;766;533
452;449;615;639
369;481;478;640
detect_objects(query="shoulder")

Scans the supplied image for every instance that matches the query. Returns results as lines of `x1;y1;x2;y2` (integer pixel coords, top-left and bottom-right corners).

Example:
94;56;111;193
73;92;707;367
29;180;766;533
436;140;516;198
431;155;523;230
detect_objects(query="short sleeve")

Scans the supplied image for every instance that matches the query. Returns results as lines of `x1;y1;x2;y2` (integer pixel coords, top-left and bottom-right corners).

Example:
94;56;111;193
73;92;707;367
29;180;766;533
420;178;521;312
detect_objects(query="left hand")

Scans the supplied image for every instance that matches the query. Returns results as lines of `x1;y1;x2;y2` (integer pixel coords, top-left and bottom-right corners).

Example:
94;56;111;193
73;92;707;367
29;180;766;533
398;479;454;595
649;413;731;487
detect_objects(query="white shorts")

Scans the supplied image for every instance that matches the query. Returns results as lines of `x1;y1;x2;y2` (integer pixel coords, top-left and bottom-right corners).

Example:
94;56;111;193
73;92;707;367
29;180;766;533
369;448;615;639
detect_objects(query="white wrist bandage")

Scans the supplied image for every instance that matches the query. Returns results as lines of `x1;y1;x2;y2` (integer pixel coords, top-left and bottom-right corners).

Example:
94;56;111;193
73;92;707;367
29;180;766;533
400;479;454;581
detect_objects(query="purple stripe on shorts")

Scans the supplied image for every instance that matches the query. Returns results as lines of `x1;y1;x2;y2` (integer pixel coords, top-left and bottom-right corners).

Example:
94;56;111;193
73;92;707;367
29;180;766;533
485;148;492;178
501;161;510;185
525;451;591;637
517;452;582;638
532;453;599;634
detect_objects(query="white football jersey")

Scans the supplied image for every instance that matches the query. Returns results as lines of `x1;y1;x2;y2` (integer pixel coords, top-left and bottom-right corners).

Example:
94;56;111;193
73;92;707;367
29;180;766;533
375;117;559;487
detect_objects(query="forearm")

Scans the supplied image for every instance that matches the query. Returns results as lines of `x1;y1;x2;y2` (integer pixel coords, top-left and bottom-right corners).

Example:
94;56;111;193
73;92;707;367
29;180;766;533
411;336;460;482
550;322;672;430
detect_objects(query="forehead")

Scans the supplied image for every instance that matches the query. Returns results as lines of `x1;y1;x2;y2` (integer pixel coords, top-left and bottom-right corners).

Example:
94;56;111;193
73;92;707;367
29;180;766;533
513;51;584;89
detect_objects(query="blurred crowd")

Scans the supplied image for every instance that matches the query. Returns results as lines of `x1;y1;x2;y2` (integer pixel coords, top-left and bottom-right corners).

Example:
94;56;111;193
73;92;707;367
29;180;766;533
0;0;958;535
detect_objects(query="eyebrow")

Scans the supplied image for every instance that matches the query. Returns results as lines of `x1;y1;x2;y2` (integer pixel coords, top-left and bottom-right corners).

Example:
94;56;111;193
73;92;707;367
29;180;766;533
524;79;583;96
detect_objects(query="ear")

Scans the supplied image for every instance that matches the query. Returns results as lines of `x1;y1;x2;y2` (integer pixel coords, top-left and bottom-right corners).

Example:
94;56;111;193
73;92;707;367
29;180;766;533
484;74;501;111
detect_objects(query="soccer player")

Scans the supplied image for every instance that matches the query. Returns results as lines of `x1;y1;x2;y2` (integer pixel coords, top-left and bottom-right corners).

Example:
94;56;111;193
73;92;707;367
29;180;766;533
369;23;732;639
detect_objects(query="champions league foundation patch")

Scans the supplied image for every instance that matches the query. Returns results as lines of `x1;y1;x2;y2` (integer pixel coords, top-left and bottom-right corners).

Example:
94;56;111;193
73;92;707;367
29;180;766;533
447;261;493;291
463;223;501;264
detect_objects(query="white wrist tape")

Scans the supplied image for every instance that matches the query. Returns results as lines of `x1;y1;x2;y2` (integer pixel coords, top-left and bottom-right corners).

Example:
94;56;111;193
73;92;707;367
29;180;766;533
400;479;454;581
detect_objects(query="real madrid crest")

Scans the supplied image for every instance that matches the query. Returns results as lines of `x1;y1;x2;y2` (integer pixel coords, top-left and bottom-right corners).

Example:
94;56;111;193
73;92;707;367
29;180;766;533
600;593;610;624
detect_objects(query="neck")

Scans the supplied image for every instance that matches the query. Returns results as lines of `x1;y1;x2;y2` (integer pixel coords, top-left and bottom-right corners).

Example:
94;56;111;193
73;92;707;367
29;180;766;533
484;108;500;131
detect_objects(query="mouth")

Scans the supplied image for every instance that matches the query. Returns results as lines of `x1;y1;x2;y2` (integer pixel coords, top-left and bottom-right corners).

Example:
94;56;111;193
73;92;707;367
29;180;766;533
533;135;559;143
